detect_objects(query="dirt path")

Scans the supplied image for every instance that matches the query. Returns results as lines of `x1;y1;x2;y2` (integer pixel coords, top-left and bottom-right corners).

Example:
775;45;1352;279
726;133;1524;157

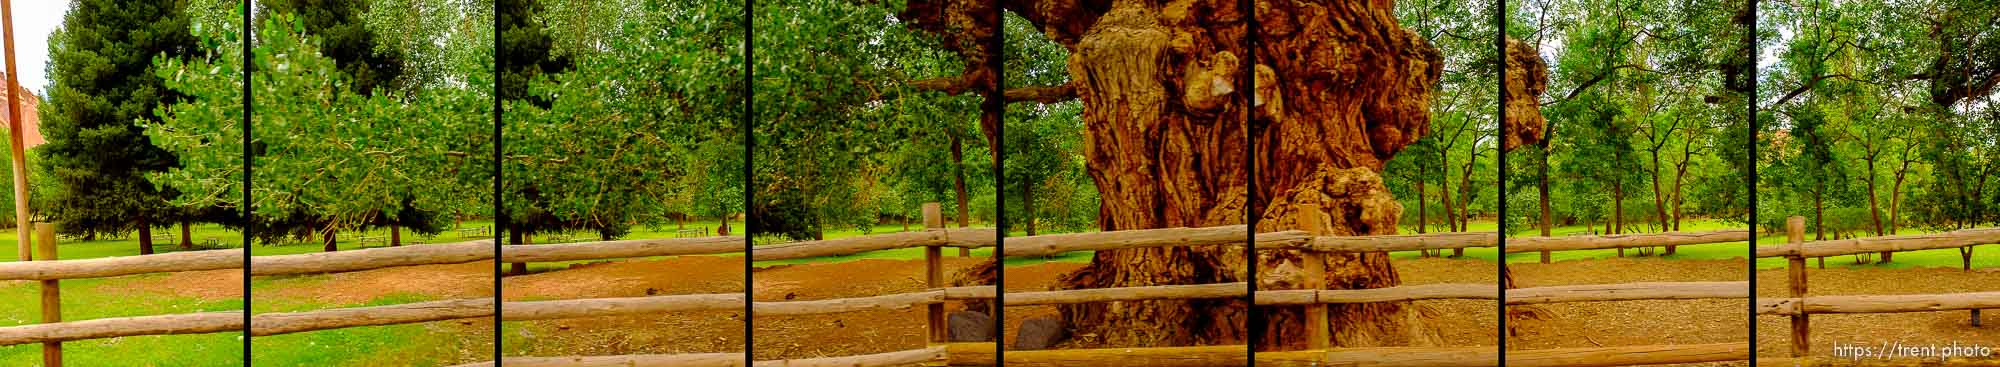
1508;257;1748;366
1754;266;2000;360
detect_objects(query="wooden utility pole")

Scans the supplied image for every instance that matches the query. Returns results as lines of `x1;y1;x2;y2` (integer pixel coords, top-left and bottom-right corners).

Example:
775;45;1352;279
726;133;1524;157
1;0;28;262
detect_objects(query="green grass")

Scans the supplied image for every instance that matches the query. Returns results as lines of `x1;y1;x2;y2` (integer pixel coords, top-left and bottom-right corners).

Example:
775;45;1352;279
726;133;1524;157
0;223;243;262
250;220;500;257
0;276;242;366
1749;227;2000;270
247;275;487;366
1502;219;1753;264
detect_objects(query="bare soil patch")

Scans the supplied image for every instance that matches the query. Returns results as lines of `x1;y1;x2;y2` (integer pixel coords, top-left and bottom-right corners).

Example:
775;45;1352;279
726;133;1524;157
503;255;746;357
103;269;244;300
1508;257;1749;366
1755;265;2000;360
497;254;985;360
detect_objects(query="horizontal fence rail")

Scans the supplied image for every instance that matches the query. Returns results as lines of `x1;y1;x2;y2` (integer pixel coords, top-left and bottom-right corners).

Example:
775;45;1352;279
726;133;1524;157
1757;292;2000;315
1762;216;1998;358
0;207;1809;365
1753;227;2000;258
0;249;241;281
1504;230;1749;253
0;312;243;346
1505;281;1747;304
1254;283;1495;305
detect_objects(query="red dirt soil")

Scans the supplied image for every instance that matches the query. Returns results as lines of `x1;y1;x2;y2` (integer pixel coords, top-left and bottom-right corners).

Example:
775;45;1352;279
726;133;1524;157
498;255;989;360
503;255;746;357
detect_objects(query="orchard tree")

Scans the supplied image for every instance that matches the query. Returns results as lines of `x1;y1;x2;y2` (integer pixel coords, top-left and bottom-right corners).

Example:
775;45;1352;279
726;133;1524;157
41;0;206;253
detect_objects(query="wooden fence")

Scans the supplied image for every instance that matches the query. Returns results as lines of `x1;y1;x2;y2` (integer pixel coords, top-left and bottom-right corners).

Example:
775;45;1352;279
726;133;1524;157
0;202;1807;366
1755;216;2000;364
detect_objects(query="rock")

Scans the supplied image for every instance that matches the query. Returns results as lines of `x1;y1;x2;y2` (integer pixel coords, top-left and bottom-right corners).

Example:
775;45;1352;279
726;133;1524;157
1013;316;1066;350
948;311;993;342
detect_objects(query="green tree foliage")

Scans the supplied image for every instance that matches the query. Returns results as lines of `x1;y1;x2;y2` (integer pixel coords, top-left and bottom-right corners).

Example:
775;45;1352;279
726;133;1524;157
1388;0;1499;236
503;0;745;241
1002;12;1092;235
153;1;491;249
1507;0;1751;237
751;0;990;241
39;0;206;248
1759;0;2000;245
257;0;407;95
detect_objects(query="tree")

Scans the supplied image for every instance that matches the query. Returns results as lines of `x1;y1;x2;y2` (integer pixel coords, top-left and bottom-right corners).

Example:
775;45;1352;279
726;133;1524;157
257;0;407;95
40;0;205;254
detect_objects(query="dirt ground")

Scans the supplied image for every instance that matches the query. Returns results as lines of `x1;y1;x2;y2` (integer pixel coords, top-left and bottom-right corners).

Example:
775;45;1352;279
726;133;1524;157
497;255;988;361
1507;257;1749;366
261;262;492;304
1000;256;1499;350
105;269;244;300
1755;265;2000;361
503;255;746;357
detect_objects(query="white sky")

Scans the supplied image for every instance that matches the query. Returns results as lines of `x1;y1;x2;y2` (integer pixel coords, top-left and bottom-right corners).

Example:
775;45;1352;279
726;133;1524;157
11;1;70;94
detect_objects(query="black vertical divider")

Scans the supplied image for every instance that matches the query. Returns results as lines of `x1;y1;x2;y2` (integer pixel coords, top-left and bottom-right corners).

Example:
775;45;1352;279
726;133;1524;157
1243;0;1260;363
742;0;756;364
491;0;506;362
1494;0;1508;364
1745;0;1759;363
241;0;255;365
988;0;1005;364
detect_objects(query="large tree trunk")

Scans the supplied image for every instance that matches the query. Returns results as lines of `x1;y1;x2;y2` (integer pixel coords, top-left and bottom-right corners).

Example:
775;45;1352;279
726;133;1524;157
179;220;194;250
1612;187;1624;235
1249;1;1443;350
1042;0;1256;346
322;228;338;252
1813;191;1826;241
951;131;973;256
508;225;527;275
1023;179;1038;236
988;0;1440;350
1416;180;1427;234
138;216;155;255
1862;158;1891;263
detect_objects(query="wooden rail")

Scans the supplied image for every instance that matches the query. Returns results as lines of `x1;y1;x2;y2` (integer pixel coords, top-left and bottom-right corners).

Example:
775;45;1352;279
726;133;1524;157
1757;292;2000;315
1760;215;1999;358
1505;229;1748;253
450;343;999;367
1753;226;2000;258
1505;281;1747;304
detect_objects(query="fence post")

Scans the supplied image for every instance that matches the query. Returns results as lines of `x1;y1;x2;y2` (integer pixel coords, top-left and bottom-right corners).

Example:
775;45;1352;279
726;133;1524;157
1787;216;1809;358
1539;249;1550;264
922;203;947;343
1296;202;1331;350
36;222;59;366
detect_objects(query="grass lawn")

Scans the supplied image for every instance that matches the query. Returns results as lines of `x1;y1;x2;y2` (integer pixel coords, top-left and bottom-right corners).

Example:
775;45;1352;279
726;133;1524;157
247;279;484;367
0;276;241;366
1750;228;2000;270
1502;219;1753;264
0;223;243;262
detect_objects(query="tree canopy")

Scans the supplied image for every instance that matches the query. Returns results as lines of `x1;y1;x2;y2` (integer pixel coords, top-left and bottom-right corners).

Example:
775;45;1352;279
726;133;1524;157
1758;0;2000;247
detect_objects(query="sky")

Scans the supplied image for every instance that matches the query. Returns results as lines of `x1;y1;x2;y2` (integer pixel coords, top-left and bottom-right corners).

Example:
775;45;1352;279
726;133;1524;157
12;1;69;95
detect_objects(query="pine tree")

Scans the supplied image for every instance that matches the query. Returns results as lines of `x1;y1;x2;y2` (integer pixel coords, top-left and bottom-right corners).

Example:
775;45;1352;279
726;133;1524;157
40;0;200;254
